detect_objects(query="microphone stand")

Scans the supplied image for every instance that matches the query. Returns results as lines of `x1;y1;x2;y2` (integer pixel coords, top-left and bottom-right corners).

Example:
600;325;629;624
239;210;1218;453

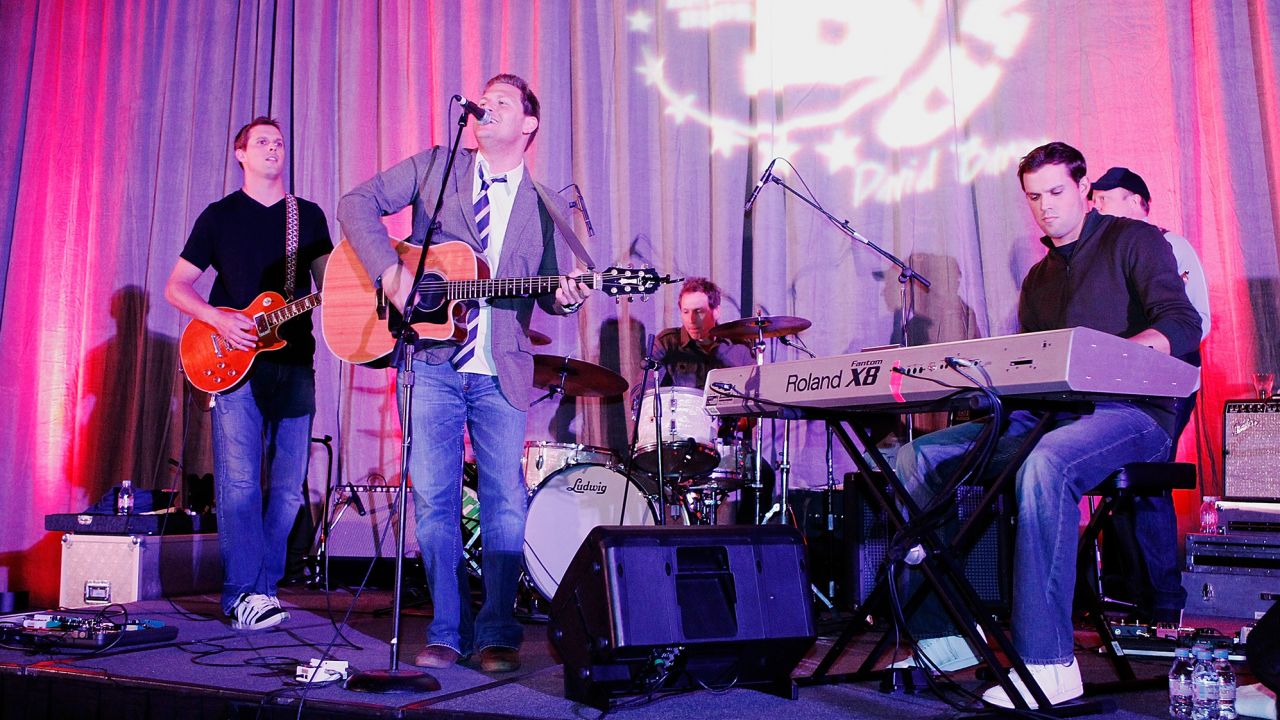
760;173;930;440
622;337;662;525
346;107;473;695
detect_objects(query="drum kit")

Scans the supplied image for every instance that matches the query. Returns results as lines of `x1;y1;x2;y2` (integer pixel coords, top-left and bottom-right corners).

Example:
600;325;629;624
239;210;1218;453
476;314;814;600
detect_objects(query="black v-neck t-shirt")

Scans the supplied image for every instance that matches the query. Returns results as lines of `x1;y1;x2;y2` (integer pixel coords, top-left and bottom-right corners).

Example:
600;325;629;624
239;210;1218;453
181;190;333;365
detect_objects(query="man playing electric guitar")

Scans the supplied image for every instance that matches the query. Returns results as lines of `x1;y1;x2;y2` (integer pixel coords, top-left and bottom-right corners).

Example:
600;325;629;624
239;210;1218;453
337;73;592;673
164;117;333;631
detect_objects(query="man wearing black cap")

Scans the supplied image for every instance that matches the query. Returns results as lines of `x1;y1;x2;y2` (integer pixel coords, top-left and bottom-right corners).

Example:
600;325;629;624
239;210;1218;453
1091;166;1211;626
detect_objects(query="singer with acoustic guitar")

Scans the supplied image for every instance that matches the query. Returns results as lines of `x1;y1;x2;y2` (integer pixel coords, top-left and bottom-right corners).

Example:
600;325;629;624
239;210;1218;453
164;116;332;631
337;73;592;674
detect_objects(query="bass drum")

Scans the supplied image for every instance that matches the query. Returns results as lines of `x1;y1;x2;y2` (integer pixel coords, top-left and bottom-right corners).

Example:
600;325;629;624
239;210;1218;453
522;464;658;600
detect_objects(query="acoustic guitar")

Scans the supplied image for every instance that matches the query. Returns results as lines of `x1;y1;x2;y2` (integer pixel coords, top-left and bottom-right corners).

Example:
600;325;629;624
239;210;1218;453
322;238;674;365
179;291;322;393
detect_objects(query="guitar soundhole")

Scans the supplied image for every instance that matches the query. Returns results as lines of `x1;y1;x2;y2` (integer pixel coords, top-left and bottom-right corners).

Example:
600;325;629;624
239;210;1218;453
414;272;448;314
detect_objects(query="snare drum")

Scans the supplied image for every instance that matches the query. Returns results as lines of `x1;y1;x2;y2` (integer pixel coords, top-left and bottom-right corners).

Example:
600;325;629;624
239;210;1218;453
521;441;615;490
633;387;719;476
522;464;661;599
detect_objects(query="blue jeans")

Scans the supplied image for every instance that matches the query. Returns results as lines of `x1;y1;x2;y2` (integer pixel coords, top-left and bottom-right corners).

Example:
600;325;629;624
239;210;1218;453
403;359;527;655
211;362;315;614
896;404;1171;664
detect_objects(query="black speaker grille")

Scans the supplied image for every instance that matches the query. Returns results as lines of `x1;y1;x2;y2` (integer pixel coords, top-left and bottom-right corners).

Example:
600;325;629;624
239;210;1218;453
848;475;1009;612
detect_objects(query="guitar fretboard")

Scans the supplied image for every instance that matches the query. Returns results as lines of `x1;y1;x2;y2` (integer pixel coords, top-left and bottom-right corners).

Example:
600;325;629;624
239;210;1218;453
445;274;595;300
261;292;322;330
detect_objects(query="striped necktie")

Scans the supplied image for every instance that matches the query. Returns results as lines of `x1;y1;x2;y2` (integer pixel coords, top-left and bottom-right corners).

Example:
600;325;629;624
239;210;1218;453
453;167;508;368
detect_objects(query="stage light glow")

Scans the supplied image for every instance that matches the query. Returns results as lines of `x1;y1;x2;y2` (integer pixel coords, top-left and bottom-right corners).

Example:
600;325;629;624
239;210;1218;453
633;0;1041;205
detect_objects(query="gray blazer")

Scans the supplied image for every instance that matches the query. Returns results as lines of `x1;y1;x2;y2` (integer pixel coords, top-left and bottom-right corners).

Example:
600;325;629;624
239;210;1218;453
337;147;572;411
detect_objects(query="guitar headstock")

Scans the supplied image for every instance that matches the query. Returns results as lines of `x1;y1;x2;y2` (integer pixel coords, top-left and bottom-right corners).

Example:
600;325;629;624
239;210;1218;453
597;267;681;299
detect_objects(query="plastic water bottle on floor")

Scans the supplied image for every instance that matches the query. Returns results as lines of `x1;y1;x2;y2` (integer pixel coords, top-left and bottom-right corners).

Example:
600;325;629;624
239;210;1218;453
1191;648;1219;720
1169;647;1193;720
1212;648;1237;720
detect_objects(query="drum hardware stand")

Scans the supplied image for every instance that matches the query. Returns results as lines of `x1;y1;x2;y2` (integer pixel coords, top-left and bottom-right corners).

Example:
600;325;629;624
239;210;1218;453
347;105;479;695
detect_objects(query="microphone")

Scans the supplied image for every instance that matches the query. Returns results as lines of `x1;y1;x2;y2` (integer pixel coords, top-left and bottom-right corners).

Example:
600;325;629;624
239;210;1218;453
567;184;596;237
640;333;660;371
710;381;736;393
452;94;495;125
744;157;779;212
347;485;367;516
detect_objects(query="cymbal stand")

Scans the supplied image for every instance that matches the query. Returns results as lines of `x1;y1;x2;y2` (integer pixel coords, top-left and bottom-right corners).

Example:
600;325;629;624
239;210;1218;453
530;358;571;406
749;317;768;523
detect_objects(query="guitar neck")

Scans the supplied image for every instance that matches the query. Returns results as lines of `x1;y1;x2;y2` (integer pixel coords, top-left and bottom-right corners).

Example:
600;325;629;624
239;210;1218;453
448;273;596;300
261;292;322;331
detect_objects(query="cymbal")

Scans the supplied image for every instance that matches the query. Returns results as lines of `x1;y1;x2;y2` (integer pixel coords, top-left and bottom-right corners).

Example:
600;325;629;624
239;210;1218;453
526;329;552;346
532;355;628;397
709;315;811;341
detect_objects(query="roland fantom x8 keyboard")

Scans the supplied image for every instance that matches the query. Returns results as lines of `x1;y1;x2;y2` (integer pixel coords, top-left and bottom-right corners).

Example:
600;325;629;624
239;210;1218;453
703;327;1199;418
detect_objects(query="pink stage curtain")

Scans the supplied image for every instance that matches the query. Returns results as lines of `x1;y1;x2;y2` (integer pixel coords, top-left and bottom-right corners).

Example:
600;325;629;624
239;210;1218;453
1;0;1278;605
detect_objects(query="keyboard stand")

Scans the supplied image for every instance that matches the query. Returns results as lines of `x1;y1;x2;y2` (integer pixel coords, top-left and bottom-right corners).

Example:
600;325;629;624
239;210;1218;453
797;408;1114;716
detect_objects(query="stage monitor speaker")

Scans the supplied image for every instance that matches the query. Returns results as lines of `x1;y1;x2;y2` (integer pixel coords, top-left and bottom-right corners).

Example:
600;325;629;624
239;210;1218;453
548;525;816;710
1223;400;1280;501
322;485;419;559
846;472;1011;614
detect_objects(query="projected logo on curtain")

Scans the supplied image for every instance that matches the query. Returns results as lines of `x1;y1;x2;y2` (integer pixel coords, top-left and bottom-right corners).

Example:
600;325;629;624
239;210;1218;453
628;0;1040;205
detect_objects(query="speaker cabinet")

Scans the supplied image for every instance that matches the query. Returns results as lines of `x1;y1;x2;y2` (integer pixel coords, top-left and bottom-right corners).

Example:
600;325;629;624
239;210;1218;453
322;485;418;559
845;472;1011;614
1224;400;1280;501
548;525;816;710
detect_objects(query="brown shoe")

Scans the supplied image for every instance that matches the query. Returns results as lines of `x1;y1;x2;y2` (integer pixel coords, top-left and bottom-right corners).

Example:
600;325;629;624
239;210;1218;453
413;645;461;669
479;646;520;673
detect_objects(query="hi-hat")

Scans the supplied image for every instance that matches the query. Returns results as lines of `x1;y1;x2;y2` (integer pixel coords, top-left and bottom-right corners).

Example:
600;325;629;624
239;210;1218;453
532;355;628;397
709;315;811;341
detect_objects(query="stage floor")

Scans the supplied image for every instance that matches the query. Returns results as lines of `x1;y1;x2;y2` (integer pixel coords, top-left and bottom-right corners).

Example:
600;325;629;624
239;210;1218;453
0;584;1244;719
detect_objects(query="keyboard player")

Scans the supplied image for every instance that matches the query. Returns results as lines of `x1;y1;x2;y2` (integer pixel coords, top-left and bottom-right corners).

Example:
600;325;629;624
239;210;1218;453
890;142;1201;707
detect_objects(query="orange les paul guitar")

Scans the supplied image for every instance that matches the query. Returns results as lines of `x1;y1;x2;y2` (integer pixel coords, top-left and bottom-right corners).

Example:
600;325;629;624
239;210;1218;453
180;291;322;394
322;239;676;365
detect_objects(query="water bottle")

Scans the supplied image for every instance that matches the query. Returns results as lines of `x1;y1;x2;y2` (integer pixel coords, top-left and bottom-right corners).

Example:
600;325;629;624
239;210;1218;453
1169;647;1193;719
116;480;134;515
1213;648;1237;720
1198;496;1219;534
1191;648;1219;720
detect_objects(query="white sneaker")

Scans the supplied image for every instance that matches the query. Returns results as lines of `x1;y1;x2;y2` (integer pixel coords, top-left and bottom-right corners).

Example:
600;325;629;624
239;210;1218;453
981;657;1084;708
230;592;289;630
888;633;981;672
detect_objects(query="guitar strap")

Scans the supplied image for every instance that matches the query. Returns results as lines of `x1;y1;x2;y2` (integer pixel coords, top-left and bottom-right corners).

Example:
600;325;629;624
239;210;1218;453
532;183;596;270
283;193;300;301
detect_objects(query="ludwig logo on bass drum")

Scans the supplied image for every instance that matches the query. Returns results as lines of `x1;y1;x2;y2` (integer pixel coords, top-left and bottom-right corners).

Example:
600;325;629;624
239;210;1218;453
565;477;610;495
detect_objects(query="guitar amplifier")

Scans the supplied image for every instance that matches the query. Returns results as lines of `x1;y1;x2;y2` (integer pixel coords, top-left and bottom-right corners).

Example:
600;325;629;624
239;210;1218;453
1223;400;1280;501
322;485;420;559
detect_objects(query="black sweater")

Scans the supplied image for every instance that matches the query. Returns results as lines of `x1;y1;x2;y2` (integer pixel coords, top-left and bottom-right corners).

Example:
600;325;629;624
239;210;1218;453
1018;210;1202;436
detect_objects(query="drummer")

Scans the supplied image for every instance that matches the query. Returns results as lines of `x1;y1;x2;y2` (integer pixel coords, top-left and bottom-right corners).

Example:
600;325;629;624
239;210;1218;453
650;277;763;523
651;277;753;389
